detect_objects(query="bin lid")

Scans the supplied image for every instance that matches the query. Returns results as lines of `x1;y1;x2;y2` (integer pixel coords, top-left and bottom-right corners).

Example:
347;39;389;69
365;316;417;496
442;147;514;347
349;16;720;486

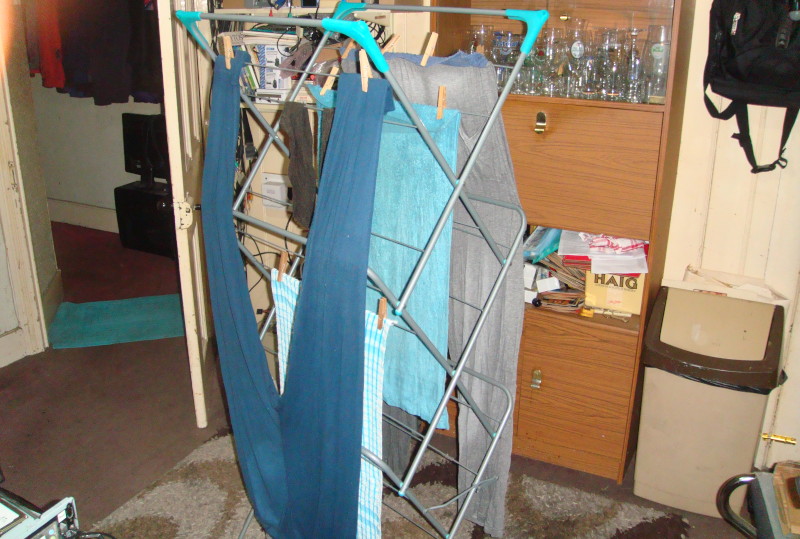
643;287;784;393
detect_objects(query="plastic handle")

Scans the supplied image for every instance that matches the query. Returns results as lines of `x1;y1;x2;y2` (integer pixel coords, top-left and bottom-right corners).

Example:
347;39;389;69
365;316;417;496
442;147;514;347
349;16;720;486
322;19;389;73
176;10;214;56
506;9;549;55
333;1;368;20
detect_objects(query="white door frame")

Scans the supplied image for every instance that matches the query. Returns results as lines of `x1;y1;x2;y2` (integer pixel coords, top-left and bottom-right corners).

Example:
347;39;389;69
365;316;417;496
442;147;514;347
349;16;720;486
0;44;47;367
157;0;213;428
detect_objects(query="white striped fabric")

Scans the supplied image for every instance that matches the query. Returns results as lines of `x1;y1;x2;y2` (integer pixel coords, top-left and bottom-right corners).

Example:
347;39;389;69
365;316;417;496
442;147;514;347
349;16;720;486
269;271;392;538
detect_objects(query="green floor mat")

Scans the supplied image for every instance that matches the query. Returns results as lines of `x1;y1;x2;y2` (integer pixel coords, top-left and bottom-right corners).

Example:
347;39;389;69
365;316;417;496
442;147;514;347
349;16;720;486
49;294;185;349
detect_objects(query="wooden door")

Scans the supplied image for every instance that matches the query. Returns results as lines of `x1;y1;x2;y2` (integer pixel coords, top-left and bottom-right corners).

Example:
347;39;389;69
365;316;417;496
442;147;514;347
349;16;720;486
504;97;663;241
156;0;212;428
0;47;47;367
514;308;640;481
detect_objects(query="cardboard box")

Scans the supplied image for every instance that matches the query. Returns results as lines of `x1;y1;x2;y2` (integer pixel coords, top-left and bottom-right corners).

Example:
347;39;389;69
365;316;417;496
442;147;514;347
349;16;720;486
584;272;644;315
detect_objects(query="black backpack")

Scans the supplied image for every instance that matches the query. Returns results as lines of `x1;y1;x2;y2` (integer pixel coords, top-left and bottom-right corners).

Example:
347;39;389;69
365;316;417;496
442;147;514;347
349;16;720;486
704;0;800;173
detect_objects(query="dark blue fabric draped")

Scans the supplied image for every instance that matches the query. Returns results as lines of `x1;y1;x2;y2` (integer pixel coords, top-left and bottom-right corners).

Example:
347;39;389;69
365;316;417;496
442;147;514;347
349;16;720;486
201;53;392;538
201;51;291;537
281;73;393;538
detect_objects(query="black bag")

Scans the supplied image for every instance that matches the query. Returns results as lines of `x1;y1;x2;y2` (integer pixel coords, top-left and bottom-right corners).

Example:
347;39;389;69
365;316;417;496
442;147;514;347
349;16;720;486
704;0;800;173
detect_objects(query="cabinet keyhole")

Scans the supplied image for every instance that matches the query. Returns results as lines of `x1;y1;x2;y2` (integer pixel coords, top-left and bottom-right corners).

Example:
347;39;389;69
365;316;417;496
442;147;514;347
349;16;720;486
531;369;543;389
534;112;547;134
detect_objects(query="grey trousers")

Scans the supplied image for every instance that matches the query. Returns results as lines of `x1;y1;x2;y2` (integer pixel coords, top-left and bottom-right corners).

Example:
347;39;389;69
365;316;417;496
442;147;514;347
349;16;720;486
386;56;525;537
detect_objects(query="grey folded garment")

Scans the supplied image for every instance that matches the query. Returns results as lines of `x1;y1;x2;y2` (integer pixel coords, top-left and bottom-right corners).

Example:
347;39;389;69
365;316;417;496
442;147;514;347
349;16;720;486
385;55;524;538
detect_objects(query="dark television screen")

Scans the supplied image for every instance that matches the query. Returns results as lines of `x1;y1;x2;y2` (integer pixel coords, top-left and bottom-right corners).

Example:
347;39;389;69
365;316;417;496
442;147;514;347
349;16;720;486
122;113;170;183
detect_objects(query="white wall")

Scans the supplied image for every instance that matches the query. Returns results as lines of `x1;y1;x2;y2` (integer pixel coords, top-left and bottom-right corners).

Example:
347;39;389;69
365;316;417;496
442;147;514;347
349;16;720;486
664;0;800;466
31;82;160;231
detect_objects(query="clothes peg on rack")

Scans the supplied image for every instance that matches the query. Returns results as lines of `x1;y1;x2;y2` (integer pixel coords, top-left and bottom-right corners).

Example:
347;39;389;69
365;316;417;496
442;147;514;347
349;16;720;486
320;65;339;96
341;39;356;60
359;49;371;92
382;34;400;53
420;32;438;67
278;251;288;282
377;297;387;330
437;86;446;119
222;35;234;70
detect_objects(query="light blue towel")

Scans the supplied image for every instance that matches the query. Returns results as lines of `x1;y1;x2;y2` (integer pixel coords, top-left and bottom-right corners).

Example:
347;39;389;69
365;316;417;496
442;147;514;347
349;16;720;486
270;270;392;538
366;103;460;429
48;294;185;349
308;89;461;429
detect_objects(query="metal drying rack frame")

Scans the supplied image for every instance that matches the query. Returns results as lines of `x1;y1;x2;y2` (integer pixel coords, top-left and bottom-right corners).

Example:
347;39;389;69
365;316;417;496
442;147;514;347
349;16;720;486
177;3;548;537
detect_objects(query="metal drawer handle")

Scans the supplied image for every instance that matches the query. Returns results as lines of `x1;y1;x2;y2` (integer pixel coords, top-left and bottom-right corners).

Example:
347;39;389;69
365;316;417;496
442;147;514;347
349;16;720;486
531;369;543;389
534;112;547;134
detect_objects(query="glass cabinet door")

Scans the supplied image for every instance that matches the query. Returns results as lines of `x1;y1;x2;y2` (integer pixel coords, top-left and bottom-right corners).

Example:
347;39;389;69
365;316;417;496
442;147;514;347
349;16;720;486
439;0;676;105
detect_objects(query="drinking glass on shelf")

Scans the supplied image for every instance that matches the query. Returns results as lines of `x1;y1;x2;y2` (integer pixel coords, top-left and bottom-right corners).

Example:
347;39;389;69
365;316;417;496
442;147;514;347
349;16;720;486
465;24;494;57
644;24;671;104
537;27;567;97
513;52;538;94
564;18;590;98
490;31;521;91
624;28;647;103
596;27;627;101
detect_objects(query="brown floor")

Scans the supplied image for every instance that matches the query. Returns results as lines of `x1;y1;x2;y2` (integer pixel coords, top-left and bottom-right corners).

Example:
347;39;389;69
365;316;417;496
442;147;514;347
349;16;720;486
0;223;743;536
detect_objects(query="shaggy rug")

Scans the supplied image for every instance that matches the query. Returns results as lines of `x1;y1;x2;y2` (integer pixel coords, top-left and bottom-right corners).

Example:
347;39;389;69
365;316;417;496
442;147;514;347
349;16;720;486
95;435;689;538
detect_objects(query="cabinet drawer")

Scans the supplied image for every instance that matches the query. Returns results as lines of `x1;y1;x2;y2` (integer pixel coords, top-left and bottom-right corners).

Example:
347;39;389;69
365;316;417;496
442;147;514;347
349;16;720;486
513;308;639;480
504;98;663;240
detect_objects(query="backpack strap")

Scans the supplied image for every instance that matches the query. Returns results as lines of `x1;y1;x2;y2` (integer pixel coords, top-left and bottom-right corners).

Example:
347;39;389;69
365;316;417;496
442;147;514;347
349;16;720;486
731;103;798;174
704;85;738;120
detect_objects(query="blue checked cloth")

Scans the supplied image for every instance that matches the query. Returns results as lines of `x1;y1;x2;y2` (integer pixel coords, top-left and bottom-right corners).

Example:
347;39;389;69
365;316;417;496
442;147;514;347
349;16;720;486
270;270;392;538
257;45;267;89
270;269;300;394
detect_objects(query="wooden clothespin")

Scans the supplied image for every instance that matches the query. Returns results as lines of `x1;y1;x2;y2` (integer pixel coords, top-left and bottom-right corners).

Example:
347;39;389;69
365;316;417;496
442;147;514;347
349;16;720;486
278;251;288;282
320;65;339;96
377;297;387;330
359;49;372;92
341;39;357;60
381;34;400;53
436;86;446;120
420;32;438;67
222;35;234;70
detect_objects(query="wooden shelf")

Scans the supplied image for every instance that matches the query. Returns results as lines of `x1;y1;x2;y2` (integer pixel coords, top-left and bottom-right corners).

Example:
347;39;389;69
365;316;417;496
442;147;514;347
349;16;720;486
505;93;666;113
524;304;641;334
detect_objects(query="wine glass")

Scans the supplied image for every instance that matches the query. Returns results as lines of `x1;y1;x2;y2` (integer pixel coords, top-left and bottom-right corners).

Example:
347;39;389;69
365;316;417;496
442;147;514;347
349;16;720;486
538;27;567;97
625;28;647;103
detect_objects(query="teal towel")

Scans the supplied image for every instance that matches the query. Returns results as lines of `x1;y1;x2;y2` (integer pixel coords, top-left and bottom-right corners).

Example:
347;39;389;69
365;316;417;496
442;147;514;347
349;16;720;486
367;103;460;429
48;294;185;349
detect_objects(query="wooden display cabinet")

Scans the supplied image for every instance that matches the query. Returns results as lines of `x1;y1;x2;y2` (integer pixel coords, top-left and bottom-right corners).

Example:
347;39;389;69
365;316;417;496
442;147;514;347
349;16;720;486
432;0;692;482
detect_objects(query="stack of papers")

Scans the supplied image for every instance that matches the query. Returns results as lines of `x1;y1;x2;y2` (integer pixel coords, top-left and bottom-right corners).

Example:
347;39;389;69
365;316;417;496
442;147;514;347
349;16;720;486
558;230;648;275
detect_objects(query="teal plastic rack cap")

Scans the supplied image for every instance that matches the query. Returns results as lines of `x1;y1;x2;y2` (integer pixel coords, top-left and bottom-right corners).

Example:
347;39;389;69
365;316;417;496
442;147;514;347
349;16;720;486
333;1;367;20
506;10;549;55
175;10;201;24
322;19;389;73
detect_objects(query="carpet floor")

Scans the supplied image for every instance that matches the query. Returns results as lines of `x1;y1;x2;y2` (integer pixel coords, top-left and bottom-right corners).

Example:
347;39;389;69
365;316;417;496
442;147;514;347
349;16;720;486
95;435;691;539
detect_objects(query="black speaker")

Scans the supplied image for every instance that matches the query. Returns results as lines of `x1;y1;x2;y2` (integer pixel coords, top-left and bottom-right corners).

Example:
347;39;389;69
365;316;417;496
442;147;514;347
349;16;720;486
114;181;176;258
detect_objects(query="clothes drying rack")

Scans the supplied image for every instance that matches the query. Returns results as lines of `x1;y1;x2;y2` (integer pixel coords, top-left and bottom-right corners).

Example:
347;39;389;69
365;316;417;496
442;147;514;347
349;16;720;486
178;4;547;537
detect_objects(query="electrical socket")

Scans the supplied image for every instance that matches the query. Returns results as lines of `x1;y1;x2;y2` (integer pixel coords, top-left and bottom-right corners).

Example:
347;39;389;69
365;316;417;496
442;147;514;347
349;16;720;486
262;173;289;209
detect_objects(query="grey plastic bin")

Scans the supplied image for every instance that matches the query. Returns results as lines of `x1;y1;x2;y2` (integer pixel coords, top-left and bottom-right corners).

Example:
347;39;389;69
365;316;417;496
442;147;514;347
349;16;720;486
633;286;784;517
